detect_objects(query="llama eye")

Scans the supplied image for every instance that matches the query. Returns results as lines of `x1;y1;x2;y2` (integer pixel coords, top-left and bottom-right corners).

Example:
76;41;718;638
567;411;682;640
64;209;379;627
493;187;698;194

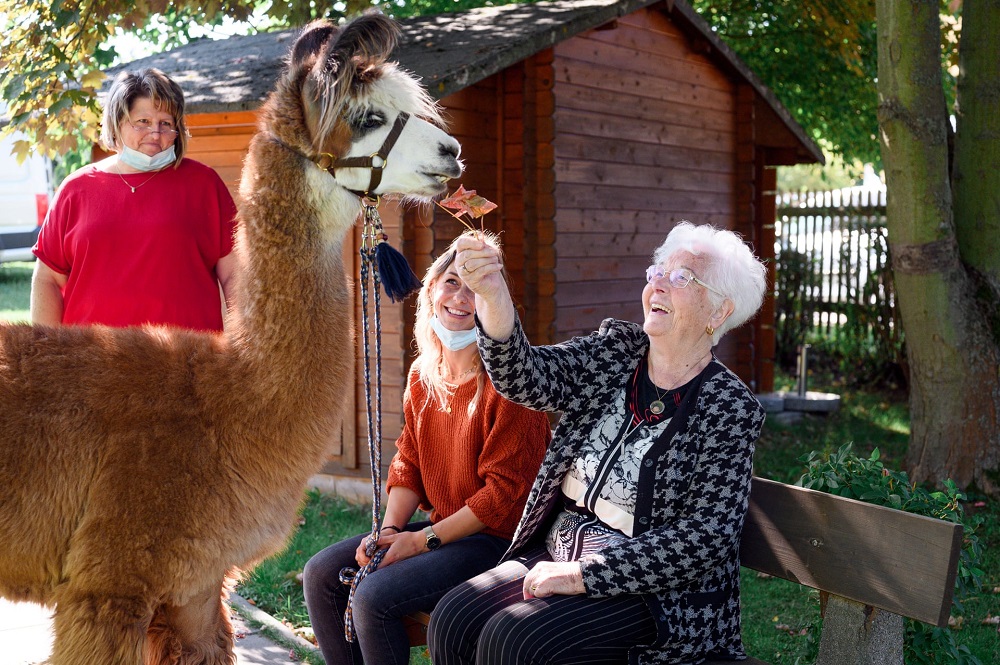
356;111;385;134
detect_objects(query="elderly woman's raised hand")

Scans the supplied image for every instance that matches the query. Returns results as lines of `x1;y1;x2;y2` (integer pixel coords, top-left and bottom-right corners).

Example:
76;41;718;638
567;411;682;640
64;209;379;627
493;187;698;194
454;234;517;341
454;235;503;296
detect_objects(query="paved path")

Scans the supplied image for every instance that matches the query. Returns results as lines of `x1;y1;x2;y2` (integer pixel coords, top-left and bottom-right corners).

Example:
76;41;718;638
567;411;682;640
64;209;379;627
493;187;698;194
0;595;318;664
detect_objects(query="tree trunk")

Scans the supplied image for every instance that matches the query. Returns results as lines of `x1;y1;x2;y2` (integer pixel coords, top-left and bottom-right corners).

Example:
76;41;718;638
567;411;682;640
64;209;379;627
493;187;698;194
877;0;1000;493
954;0;1000;292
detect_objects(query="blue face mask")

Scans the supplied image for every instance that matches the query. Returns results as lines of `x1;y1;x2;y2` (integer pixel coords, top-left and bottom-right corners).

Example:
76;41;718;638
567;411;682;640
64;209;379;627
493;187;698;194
431;315;478;351
118;144;176;172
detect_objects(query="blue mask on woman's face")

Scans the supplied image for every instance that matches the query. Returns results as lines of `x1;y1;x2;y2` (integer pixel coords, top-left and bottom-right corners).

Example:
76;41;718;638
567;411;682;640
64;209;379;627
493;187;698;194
118;144;176;172
431;315;478;351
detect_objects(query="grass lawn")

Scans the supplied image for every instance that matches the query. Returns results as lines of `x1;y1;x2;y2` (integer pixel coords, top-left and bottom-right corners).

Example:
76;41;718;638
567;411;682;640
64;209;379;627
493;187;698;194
0;261;32;323
240;381;999;664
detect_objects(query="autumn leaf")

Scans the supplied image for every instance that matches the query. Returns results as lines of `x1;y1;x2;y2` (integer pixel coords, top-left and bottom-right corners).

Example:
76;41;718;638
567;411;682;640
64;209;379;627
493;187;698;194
435;185;498;233
438;185;498;219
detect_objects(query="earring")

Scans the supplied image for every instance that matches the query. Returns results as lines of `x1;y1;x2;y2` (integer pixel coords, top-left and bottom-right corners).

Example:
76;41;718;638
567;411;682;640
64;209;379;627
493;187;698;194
706;325;715;336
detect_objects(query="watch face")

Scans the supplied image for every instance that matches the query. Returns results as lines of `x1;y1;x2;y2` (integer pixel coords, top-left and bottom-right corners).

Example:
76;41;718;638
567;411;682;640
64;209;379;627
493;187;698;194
425;527;442;550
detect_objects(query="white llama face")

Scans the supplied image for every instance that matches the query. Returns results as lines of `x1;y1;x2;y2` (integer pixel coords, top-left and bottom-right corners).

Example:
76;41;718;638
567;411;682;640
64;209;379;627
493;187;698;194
334;71;463;199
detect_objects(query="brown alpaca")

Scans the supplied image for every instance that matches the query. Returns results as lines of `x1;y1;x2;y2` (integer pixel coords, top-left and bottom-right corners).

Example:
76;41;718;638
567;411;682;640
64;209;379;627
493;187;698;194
0;14;461;665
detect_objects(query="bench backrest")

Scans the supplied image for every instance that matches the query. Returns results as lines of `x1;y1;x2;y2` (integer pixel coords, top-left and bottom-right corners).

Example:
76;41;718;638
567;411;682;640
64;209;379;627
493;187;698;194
740;477;963;627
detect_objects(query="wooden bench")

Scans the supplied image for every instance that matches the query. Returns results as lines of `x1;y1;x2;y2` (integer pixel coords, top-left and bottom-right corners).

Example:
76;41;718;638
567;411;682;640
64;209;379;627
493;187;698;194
404;477;963;665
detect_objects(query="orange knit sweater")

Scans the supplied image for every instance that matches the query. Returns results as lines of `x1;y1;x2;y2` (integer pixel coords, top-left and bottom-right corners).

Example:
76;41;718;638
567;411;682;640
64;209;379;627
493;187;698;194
386;367;550;540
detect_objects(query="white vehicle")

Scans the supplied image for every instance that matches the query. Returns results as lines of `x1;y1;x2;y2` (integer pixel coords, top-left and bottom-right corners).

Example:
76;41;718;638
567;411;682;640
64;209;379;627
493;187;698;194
0;129;53;263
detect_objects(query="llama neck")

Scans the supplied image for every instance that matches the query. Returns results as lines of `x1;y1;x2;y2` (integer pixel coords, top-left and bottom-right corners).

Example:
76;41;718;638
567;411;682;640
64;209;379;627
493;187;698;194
229;143;361;460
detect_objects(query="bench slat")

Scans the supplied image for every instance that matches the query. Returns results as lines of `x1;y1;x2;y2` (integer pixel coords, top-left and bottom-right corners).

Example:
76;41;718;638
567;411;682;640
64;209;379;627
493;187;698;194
403;611;431;646
740;477;963;627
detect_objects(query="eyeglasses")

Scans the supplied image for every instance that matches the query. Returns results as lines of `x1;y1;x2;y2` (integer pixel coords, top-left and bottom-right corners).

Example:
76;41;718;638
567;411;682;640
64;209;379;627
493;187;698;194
126;120;179;137
646;266;725;298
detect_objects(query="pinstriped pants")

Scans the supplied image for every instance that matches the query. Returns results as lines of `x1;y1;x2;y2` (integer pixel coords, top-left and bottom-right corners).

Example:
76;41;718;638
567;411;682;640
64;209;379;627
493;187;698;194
427;546;658;664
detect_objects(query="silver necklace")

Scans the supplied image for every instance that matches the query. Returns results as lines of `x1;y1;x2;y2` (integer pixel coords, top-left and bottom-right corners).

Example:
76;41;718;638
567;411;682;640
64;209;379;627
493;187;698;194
449;366;477;382
115;162;161;193
442;362;478;385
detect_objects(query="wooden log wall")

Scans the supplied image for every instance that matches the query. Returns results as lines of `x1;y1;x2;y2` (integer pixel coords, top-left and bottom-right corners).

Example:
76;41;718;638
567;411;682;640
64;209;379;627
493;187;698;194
548;7;773;388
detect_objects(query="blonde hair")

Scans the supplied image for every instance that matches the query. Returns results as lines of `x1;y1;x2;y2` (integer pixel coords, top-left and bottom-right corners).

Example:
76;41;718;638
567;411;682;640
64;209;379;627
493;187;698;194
412;230;503;415
100;68;188;167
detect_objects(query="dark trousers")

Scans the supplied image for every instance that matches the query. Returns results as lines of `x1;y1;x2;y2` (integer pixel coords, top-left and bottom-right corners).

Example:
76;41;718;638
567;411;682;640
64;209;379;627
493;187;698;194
302;521;509;665
427;546;658;665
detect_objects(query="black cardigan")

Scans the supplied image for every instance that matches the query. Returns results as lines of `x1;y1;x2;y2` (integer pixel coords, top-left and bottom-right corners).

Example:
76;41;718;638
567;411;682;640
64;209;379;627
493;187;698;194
478;317;765;665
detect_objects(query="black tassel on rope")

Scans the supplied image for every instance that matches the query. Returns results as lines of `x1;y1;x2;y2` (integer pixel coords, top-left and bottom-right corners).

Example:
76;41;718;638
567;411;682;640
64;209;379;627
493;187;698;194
375;239;422;302
362;202;421;302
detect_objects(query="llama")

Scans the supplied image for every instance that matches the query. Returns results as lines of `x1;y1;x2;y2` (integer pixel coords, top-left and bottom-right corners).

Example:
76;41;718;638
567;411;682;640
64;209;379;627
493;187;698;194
0;14;461;665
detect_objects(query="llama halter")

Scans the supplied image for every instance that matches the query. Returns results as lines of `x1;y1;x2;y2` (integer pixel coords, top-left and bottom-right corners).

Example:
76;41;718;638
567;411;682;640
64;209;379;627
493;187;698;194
314;111;411;199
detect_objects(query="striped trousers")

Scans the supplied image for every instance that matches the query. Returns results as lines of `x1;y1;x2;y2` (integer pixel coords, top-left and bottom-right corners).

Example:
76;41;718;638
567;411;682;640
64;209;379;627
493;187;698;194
427;546;658;664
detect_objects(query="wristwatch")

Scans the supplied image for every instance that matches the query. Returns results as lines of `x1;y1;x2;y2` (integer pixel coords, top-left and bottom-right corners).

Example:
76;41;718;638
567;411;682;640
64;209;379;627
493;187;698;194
423;525;442;551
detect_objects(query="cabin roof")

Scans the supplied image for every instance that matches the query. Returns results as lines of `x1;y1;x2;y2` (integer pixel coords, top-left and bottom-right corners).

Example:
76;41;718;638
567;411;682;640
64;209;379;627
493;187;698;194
112;0;822;163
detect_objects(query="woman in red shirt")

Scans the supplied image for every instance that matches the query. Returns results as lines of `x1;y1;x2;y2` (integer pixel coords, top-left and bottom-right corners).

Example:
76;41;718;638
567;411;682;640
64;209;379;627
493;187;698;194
302;231;550;665
31;67;236;331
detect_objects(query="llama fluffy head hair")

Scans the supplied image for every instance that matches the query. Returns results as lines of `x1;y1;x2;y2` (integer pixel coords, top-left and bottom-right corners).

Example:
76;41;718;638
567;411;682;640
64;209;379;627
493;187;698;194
652;221;767;346
298;14;443;154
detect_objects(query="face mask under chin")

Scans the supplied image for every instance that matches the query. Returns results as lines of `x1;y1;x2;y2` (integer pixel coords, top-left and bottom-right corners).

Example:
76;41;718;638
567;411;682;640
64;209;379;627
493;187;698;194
431;315;478;351
118;144;176;172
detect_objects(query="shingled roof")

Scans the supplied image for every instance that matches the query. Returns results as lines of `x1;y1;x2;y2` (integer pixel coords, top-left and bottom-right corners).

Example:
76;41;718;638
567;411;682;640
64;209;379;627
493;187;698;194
114;0;821;162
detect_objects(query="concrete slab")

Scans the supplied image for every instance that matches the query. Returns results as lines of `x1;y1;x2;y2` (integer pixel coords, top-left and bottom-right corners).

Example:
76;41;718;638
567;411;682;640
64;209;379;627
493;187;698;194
784;390;841;413
0;600;51;665
0;595;319;665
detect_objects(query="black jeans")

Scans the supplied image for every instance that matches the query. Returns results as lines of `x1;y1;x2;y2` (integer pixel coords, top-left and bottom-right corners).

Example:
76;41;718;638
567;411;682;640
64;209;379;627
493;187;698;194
302;521;509;665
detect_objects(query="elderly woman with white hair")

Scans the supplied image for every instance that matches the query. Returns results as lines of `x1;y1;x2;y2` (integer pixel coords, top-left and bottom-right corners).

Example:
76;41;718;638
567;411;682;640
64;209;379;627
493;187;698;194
427;222;769;665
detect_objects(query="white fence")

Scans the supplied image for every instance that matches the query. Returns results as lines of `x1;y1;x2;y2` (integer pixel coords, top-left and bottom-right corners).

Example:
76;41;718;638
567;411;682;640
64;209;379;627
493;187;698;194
773;189;901;371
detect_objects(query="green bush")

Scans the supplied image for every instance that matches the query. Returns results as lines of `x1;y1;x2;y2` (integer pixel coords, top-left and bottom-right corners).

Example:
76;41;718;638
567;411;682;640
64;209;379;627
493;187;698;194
797;444;985;665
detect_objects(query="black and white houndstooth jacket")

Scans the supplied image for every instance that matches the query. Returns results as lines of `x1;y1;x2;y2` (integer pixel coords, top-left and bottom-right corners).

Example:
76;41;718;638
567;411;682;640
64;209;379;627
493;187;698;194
478;317;765;665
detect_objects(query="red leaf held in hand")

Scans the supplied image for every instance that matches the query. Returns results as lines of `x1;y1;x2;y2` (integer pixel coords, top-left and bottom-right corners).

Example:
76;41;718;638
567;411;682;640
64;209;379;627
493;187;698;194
439;185;498;219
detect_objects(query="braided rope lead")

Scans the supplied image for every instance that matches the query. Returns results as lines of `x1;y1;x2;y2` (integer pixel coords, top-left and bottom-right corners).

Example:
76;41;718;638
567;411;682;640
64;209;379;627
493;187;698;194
339;201;389;642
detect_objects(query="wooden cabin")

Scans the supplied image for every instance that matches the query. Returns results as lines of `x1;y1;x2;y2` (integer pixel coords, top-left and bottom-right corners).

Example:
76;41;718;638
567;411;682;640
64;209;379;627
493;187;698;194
114;0;822;497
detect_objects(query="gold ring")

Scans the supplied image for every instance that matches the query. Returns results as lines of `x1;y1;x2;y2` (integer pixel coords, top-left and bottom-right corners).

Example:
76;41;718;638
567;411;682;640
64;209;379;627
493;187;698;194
530;584;537;591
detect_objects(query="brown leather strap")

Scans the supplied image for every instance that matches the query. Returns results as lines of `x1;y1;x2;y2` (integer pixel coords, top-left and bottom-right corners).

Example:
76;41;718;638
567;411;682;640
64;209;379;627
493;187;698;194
333;111;410;196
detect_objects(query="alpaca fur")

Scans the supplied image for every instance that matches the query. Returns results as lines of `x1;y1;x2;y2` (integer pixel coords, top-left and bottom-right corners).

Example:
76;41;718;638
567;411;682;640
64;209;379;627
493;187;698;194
0;14;461;665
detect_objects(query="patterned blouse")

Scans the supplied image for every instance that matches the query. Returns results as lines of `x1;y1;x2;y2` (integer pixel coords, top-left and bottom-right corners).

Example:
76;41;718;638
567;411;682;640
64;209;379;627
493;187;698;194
547;360;695;560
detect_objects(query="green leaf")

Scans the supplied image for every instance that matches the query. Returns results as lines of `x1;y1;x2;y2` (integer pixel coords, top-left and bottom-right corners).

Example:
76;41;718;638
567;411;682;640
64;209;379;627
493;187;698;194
48;95;74;115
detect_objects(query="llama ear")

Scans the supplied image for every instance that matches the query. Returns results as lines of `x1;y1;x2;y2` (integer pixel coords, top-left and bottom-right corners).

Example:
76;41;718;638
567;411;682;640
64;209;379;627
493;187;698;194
324;13;401;78
290;20;338;73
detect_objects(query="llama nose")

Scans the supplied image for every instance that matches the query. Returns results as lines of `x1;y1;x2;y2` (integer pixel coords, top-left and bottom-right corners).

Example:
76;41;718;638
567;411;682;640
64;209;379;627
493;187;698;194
439;141;460;160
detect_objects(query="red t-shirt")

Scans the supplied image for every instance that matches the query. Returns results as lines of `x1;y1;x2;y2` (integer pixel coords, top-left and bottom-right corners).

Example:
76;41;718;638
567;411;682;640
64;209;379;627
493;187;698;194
33;159;237;331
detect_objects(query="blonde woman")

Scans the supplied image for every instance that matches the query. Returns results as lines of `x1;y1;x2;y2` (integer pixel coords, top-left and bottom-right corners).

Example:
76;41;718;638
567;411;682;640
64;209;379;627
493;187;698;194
303;231;550;665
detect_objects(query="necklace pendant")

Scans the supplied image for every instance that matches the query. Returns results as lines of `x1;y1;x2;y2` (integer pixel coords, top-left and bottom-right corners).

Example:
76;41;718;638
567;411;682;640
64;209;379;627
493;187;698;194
130;186;136;193
650;400;665;415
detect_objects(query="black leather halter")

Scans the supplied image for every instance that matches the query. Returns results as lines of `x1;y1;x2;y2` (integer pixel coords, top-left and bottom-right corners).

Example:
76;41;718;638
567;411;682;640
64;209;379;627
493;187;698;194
312;111;411;199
